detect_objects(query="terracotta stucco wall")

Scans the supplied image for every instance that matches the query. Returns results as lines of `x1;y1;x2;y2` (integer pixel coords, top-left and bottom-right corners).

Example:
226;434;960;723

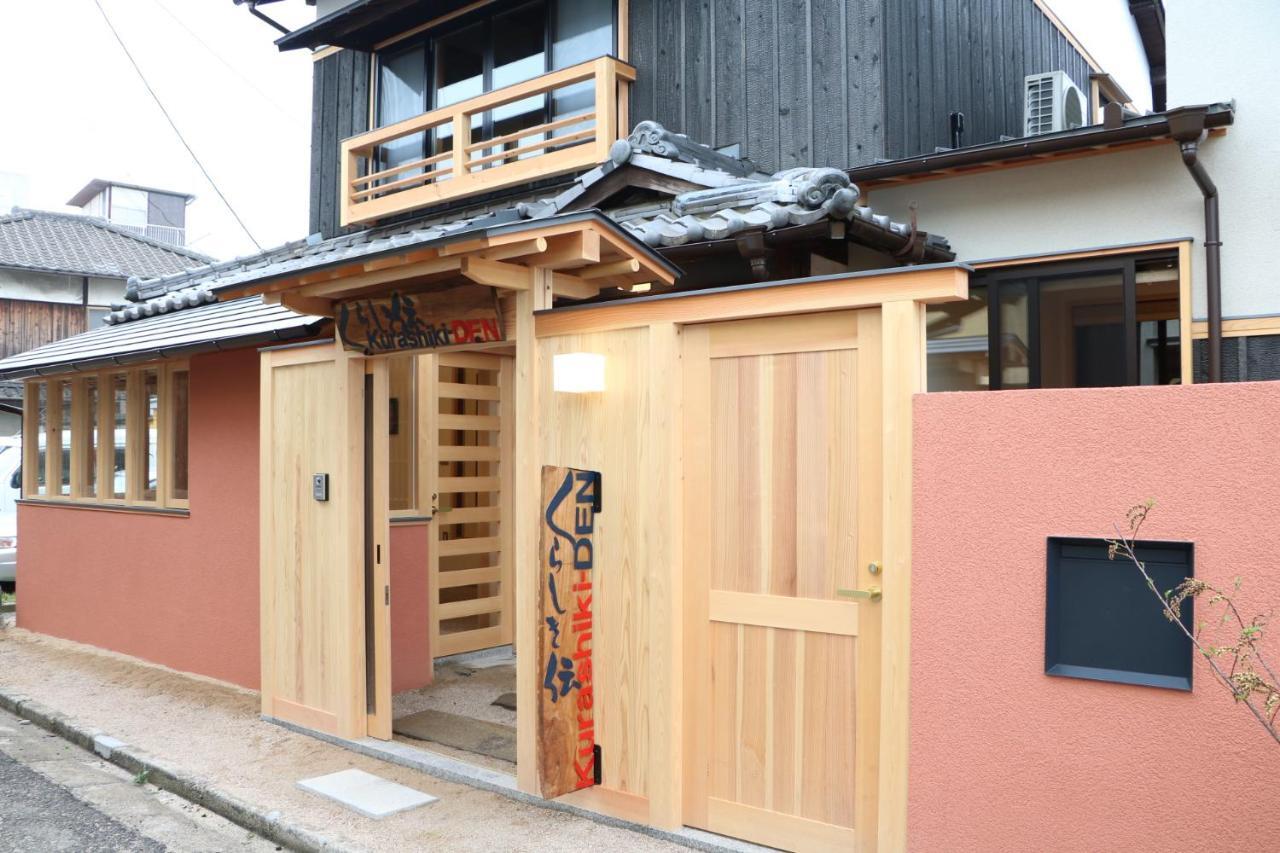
17;346;435;694
911;381;1280;851
390;522;431;692
18;347;262;687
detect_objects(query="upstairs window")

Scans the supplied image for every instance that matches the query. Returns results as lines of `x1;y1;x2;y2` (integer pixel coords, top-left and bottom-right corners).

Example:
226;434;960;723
373;0;615;182
927;251;1182;391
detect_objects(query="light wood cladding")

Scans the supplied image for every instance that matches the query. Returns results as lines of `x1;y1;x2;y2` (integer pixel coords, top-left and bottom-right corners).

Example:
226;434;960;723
259;343;368;739
683;311;873;850
427;351;514;660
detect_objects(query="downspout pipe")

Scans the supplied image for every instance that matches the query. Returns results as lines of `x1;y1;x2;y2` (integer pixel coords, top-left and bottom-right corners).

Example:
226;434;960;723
1166;106;1223;382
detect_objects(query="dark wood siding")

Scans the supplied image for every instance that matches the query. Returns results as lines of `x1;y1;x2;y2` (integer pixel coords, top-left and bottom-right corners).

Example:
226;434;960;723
629;0;886;173
0;299;86;359
881;0;1093;159
309;49;372;239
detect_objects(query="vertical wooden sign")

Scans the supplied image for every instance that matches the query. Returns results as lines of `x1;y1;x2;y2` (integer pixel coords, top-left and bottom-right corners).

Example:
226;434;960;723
537;465;599;798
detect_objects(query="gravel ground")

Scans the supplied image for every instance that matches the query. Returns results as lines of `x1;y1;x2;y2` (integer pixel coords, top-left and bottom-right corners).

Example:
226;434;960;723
393;660;518;729
0;625;680;853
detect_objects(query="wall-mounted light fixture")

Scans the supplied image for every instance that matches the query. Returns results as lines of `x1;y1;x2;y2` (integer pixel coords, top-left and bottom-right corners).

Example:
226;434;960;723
553;352;606;393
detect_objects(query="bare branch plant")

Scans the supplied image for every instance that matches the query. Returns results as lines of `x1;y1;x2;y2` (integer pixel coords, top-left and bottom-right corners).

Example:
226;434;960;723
1108;500;1280;745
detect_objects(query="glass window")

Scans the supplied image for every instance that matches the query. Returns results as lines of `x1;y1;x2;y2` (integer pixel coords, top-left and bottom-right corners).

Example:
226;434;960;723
58;380;72;496
485;2;548;163
927;287;989;391
933;252;1183;391
110;186;148;228
142;370;159;502
34;382;47;496
377;42;428;177
552;0;614;130
431;21;487;167
84;377;98;499
111;373;127;500
147;192;185;229
172;369;190;502
1039;272;1126;389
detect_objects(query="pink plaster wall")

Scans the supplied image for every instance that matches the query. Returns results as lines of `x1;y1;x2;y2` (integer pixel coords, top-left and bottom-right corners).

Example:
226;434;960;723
390;522;432;692
18;348;262;688
911;381;1280;852
18;346;436;695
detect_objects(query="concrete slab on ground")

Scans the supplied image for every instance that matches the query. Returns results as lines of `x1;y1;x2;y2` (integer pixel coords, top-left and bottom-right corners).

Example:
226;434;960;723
297;768;436;819
394;707;517;763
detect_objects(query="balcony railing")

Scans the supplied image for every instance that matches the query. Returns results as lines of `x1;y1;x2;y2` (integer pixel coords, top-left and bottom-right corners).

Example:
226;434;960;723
340;55;635;227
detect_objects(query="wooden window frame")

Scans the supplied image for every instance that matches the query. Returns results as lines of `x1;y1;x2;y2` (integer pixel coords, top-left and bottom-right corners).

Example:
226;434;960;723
20;361;190;512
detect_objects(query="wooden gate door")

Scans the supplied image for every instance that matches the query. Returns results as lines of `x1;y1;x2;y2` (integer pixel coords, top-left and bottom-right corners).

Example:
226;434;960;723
683;311;884;851
424;351;515;659
259;343;392;740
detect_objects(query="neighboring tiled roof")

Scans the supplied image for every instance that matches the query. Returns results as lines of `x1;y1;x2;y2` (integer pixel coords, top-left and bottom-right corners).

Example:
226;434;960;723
0;208;212;279
0;295;327;379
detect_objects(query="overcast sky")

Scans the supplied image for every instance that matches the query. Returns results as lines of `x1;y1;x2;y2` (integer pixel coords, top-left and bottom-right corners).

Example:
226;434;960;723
0;0;316;260
0;0;1154;262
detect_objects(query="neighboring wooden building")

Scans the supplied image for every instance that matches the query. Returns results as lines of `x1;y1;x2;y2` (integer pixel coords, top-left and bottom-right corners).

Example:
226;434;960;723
0;206;210;432
7;1;1278;851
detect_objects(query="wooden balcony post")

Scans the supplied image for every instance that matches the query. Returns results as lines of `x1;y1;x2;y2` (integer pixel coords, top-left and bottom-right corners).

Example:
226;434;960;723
451;109;471;190
593;56;619;161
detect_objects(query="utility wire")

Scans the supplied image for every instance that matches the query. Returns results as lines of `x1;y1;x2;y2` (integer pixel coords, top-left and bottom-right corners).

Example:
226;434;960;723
144;0;308;127
90;0;264;252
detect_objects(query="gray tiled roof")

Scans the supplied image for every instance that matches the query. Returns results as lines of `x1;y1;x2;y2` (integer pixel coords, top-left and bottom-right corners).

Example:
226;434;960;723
0;295;326;379
0;122;956;379
125;121;950;310
0;208;212;279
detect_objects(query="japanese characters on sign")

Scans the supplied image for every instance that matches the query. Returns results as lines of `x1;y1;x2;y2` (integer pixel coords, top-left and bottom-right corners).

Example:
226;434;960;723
537;465;599;798
336;282;503;355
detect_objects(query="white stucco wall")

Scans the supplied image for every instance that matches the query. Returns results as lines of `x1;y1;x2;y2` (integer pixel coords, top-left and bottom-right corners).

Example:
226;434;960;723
867;1;1280;321
0;270;126;307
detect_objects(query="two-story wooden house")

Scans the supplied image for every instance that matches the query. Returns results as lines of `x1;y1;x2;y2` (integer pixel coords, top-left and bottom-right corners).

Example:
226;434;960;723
10;1;1272;850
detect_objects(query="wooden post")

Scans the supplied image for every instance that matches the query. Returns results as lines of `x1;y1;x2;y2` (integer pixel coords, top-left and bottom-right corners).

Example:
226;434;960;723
877;299;927;851
647;322;683;829
516;267;554;794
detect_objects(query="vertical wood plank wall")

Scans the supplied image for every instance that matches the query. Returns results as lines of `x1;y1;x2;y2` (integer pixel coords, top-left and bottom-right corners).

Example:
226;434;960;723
531;324;680;824
311;49;372;239
628;0;886;172
0;298;87;358
880;0;1094;159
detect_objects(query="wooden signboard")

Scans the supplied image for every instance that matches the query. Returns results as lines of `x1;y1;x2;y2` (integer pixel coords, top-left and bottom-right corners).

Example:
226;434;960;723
336;282;503;355
537;465;600;798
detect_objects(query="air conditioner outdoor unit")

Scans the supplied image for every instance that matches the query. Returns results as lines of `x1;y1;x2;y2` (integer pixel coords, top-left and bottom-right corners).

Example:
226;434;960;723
1023;71;1086;135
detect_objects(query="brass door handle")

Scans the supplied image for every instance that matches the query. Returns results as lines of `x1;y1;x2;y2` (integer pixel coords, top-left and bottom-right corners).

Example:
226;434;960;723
837;586;881;601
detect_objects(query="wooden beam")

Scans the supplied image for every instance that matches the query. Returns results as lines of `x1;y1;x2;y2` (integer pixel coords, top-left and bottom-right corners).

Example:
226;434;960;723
536;266;969;336
460;256;533;291
580;258;641;280
538;231;602;269
297;257;463;298
263;291;336;316
480;237;548;262
551;272;601;300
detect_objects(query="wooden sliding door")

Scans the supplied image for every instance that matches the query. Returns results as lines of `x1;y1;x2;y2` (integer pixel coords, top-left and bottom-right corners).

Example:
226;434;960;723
259;343;391;740
683;311;884;851
425;351;515;659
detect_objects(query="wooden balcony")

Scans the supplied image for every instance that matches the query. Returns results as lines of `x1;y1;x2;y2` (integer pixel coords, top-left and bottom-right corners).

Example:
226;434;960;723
341;56;635;228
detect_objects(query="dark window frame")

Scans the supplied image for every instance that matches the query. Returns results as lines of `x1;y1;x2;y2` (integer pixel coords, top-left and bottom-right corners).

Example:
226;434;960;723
975;251;1179;390
1045;536;1195;691
372;0;620;160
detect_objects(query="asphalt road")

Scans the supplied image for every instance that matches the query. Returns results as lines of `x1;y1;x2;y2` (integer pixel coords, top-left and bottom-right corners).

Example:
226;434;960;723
0;709;278;852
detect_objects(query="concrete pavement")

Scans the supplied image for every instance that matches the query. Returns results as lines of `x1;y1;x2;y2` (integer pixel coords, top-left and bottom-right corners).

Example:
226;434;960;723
0;708;276;852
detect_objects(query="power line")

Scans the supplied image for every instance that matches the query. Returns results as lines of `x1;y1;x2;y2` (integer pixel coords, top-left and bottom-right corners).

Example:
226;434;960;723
90;0;264;252
144;0;308;127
